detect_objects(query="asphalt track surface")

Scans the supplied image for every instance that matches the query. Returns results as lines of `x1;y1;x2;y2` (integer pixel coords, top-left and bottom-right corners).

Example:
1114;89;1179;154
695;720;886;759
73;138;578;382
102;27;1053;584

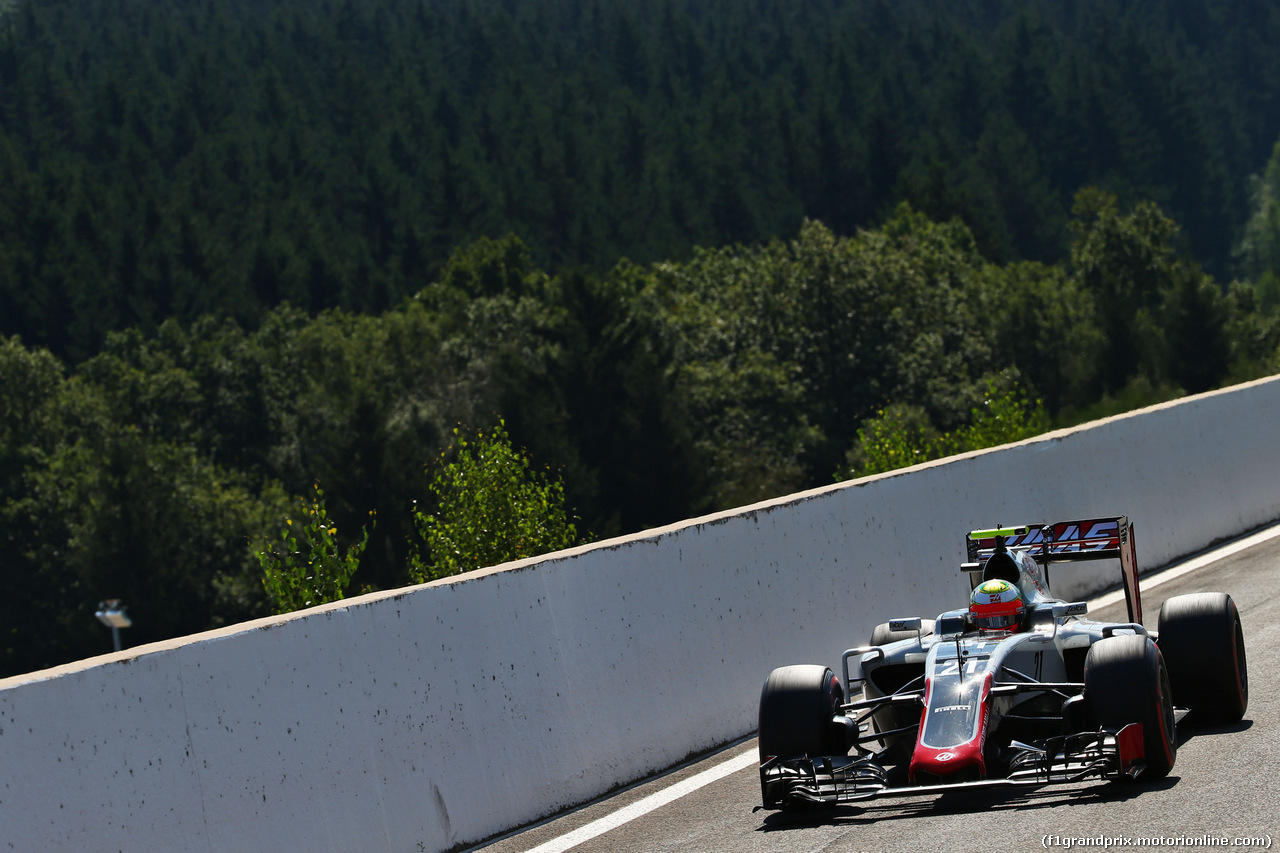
476;527;1280;853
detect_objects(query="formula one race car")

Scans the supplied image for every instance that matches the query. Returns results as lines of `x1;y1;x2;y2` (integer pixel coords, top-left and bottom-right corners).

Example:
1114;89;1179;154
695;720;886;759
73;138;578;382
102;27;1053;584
757;516;1249;810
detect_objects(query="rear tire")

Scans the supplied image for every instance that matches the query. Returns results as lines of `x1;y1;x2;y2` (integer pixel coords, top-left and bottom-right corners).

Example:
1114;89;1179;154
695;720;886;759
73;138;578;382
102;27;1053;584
869;619;935;647
1157;592;1248;724
1084;634;1176;781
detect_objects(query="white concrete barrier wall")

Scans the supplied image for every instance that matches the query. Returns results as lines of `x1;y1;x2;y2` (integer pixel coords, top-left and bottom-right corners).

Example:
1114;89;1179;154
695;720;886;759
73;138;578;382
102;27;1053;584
3;376;1279;852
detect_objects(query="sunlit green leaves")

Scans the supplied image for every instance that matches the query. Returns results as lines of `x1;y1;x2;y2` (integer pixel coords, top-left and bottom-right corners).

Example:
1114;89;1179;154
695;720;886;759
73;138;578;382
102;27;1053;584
257;484;373;614
843;375;1049;479
408;421;577;583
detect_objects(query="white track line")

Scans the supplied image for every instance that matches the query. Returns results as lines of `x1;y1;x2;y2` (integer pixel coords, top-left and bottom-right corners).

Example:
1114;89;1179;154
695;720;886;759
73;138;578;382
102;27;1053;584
519;749;758;853
518;521;1280;853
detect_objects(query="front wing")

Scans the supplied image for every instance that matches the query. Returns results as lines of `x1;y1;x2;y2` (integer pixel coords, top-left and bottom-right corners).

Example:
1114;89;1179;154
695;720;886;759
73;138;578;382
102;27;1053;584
759;725;1146;810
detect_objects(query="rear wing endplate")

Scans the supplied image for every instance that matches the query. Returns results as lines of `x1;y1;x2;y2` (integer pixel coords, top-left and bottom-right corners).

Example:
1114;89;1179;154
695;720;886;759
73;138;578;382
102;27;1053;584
965;517;1141;623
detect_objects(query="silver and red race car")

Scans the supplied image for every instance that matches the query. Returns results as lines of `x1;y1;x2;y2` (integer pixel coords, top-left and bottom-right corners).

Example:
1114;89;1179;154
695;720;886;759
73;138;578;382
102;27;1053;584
757;516;1249;810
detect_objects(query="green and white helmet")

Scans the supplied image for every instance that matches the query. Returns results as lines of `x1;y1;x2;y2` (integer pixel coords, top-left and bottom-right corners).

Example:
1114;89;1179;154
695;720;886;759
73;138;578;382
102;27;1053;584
969;578;1026;632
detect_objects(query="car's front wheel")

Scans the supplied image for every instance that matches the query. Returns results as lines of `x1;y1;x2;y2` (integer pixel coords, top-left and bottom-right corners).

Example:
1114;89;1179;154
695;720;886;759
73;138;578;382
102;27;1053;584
1084;634;1176;781
758;665;845;807
758;664;845;761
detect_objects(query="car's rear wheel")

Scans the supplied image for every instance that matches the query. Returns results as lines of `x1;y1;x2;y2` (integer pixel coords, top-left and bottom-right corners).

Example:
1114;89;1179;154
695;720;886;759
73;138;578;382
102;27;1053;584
1157;592;1248;724
868;619;935;647
1084;634;1176;781
758;664;845;808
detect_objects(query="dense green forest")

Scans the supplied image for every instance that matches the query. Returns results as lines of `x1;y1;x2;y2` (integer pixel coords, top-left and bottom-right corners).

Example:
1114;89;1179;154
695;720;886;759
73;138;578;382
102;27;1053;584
4;0;1280;676
4;0;1280;359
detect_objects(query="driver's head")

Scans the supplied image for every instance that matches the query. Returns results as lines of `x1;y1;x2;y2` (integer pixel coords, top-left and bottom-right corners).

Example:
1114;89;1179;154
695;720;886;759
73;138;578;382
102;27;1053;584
969;579;1026;632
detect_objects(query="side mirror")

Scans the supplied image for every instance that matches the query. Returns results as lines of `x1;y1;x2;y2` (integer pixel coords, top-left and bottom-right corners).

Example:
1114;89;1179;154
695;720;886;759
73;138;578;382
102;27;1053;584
1052;602;1088;620
888;617;923;633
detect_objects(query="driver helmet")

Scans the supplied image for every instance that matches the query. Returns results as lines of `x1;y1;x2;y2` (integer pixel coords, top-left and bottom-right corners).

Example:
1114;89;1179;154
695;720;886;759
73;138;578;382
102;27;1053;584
969;579;1026;632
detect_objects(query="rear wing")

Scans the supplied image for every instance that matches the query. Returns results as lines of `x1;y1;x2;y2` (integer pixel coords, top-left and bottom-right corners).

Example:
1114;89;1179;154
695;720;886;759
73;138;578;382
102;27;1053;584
964;516;1141;623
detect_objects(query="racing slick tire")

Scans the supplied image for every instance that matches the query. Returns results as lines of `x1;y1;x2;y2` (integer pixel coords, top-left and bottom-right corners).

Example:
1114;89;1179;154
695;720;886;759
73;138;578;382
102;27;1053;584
758;665;845;809
758;665;846;762
1157;592;1248;724
1083;634;1176;782
869;619;935;647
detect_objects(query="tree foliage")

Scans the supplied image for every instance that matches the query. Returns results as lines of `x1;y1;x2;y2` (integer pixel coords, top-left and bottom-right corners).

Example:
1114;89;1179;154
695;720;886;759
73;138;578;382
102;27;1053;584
0;336;291;670
843;375;1049;479
1068;188;1230;396
1237;137;1280;310
3;0;1280;676
257;484;373;614
408;422;578;582
2;190;1278;675
3;0;1280;360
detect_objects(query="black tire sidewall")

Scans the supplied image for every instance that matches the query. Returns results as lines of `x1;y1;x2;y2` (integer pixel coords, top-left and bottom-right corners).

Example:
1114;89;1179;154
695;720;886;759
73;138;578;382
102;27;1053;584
1157;592;1247;724
758;664;845;762
1084;634;1176;781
